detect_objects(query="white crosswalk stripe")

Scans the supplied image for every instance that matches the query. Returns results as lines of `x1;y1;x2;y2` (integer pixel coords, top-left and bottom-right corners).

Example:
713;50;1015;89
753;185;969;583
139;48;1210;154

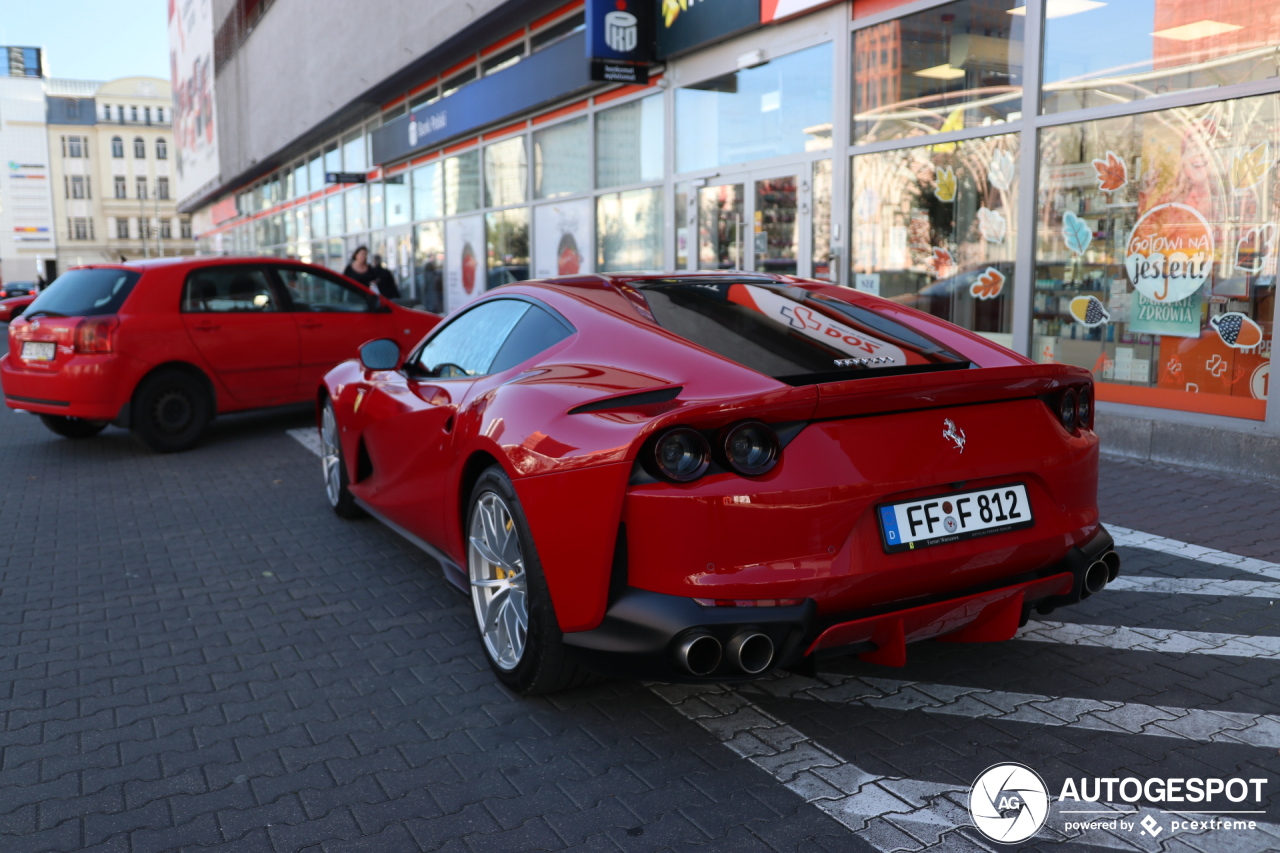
288;426;322;457
651;681;1280;852
1107;576;1280;599
1109;524;1280;581
1017;621;1280;659
764;674;1280;749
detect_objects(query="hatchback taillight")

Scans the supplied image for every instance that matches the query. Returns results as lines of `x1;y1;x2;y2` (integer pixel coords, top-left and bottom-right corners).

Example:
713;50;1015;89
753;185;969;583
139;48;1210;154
75;315;118;354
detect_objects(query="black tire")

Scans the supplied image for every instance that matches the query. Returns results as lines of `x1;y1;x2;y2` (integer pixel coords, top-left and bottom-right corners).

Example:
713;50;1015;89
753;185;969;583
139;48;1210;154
130;369;212;453
466;466;593;695
39;415;107;439
321;399;364;519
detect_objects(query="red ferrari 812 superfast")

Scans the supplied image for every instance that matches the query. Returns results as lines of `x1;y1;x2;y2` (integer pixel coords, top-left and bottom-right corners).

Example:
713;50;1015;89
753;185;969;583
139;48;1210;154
316;272;1118;694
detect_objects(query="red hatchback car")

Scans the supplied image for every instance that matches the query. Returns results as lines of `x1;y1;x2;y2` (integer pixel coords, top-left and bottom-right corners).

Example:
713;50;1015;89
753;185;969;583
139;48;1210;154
317;272;1118;694
0;294;36;323
3;258;438;451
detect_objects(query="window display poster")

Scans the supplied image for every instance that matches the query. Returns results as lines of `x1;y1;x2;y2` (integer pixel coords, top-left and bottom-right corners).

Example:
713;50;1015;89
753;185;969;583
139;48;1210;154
534;200;592;279
1128;290;1201;338
445;215;484;315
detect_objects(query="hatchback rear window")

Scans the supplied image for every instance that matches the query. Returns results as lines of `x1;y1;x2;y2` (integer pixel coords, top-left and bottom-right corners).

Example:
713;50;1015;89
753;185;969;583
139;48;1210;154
22;268;140;318
638;279;968;386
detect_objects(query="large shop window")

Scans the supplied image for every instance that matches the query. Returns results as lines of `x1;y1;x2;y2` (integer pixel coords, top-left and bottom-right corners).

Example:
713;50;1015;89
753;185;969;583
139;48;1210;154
534;117;589;199
597;187;663;272
368;182;385;231
485;137;528;208
1035;94;1277;420
853;0;1023;145
486;208;530;287
415;221;445;314
412;161;442;221
446;150;481;215
851;133;1018;345
1042;2;1280;114
344;185;368;234
386;176;410;227
310;201;327;239
596;94;664;188
326;194;344;236
677;42;833;173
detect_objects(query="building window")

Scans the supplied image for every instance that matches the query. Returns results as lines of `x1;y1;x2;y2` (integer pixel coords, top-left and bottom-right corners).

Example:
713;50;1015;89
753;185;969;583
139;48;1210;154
130;106;138;122
111;136;124;158
156;106;165;123
442;67;477;98
533;117;588;199
531;11;584;51
66;99;81;120
69;175;89;199
117;105;126;122
116;218;129;239
136;177;147;199
114;176;126;198
157;177;170;200
140;218;151;239
71;218;91;240
144;106;152;125
596;94;664;188
156;138;168;159
180;219;192;239
161;219;172;239
133;137;146;158
65;136;84;158
102;103;111;120
481;45;524;76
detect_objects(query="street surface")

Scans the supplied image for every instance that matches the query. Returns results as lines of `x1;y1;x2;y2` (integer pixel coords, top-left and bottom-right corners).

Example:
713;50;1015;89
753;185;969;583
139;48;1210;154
1;406;1278;852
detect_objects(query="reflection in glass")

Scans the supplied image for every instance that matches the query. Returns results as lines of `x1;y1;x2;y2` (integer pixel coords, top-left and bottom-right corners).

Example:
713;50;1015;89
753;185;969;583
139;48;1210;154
534;117;589;199
326;238;344;271
853;0;1023;144
677;42;833;173
308;155;323;195
345;185;368;233
1043;2;1280;114
851;133;1018;342
368;182;385;230
327;194;344;236
1035;94;1278;419
674;182;691;269
596;94;664;188
485;137;528;207
386;175;410;226
412;161;442;220
597;187;663;271
311;200;327;239
416;221;445;313
342;132;366;173
324;144;340;176
812;160;834;280
293;162;307;197
699;184;744;270
754;177;798;275
486;208;530;288
445;150;481;215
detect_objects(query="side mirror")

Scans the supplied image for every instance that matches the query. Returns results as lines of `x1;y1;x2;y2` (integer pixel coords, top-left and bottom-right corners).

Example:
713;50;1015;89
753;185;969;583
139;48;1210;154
359;338;400;371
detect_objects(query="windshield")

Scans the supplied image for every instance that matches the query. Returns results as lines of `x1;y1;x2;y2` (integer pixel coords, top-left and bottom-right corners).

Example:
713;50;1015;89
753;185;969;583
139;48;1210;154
24;268;140;318
639;280;968;385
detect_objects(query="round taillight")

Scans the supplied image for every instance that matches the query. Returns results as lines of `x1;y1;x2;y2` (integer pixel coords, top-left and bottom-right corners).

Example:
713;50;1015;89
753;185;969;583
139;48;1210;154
1059;388;1078;431
653;427;710;482
1076;386;1092;429
721;420;779;476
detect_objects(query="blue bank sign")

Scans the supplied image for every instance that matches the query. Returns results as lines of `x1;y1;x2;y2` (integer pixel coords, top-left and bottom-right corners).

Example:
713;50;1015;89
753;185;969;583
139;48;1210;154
371;32;594;166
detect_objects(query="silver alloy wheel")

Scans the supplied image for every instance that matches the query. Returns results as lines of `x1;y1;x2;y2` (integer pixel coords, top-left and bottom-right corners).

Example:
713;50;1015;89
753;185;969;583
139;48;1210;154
320;403;342;508
468;491;528;670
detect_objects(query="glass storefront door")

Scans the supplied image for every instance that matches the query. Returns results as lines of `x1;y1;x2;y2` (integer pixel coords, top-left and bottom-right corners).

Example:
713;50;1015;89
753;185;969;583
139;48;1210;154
697;169;811;275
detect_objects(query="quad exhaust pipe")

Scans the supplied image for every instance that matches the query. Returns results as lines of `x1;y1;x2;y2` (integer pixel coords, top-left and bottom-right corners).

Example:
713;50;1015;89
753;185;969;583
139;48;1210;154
675;629;776;676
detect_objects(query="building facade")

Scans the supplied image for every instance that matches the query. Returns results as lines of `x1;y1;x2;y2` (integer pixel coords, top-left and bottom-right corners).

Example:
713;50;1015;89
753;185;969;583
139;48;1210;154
179;0;1280;476
46;76;195;269
0;47;57;283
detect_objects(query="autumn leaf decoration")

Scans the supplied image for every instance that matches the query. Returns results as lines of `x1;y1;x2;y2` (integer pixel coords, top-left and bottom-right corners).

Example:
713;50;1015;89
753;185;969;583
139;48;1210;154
970;267;1005;300
988;150;1015;191
1231;142;1272;192
1092;150;1127;193
934;166;957;202
931;246;954;278
1063;211;1093;257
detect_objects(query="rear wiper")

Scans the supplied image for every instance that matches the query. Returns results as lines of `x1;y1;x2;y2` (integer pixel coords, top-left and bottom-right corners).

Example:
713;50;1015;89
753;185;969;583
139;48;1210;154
22;310;66;319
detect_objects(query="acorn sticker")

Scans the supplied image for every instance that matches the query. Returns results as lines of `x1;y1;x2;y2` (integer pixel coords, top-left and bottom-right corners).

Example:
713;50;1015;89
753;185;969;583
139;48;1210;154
1069;295;1110;328
1209;312;1263;349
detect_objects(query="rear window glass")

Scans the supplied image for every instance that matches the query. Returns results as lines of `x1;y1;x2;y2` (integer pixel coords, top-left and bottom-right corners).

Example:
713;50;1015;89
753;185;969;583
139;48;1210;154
639;280;968;385
23;268;140;318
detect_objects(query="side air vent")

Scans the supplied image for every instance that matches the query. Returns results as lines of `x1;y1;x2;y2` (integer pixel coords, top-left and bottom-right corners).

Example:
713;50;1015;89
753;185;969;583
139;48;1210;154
568;386;682;415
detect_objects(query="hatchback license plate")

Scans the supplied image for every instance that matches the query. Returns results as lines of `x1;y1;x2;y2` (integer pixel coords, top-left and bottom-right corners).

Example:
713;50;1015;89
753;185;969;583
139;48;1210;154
20;341;55;362
877;483;1033;553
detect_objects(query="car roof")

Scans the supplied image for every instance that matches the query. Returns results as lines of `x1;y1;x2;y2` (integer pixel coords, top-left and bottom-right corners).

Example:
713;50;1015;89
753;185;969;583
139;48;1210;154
67;256;333;274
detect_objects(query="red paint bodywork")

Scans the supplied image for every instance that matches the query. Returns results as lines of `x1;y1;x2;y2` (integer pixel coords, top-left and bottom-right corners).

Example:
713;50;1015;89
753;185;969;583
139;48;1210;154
0;295;35;323
2;257;439;423
322;272;1102;653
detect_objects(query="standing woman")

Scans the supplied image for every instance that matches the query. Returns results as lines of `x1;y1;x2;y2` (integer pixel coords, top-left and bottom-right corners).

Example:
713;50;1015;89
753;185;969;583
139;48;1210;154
343;246;380;293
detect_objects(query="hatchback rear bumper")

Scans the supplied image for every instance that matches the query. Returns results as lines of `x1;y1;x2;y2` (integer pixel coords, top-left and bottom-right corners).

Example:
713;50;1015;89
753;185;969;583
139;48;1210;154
1;354;131;420
563;525;1116;682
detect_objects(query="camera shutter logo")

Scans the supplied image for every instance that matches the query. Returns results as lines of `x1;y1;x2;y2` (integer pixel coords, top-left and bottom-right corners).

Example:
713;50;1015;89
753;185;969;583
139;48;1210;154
969;763;1050;843
604;11;638;53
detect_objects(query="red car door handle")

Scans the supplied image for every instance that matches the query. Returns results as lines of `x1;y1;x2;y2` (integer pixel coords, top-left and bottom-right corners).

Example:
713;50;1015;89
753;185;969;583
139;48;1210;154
299;321;323;329
192;323;220;331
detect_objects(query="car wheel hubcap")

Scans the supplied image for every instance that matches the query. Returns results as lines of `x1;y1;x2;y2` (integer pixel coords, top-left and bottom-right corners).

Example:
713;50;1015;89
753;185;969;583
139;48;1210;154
468;491;528;671
321;404;342;507
152;390;192;434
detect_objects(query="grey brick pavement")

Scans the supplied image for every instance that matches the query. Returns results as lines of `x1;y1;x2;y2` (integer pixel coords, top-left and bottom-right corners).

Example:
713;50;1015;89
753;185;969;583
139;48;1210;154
2;409;1278;852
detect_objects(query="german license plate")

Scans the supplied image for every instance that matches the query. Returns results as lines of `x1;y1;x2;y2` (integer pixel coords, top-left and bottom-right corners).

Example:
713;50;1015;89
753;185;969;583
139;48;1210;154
877;483;1033;553
20;341;55;362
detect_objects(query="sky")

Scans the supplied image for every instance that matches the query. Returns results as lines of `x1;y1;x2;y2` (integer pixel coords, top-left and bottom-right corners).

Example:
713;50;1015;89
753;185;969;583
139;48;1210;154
0;0;170;84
